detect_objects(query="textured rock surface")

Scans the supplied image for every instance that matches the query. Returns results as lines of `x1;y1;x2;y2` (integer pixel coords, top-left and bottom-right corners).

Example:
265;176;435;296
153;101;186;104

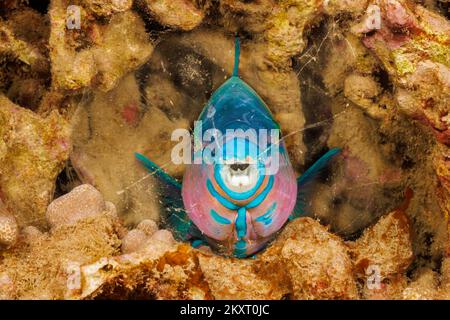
0;17;48;74
0;95;70;227
49;0;153;92
402;268;439;300
0;203;18;248
0;0;449;301
121;229;148;254
137;219;158;237
258;218;358;300
441;256;450;299
0;185;121;299
0;182;445;299
74;216;359;300
0;272;15;300
315;108;405;235
198;254;285;300
361;274;408;300
82;0;133;17
353;0;449;145
348;210;413;278
137;0;206;31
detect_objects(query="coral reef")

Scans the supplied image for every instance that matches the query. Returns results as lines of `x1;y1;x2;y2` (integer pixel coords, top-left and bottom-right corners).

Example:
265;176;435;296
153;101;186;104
82;0;133;17
197;254;285;300
0;95;70;227
219;0;369;68
349;208;413;278
49;0;153;92
347;0;449;270
0;7;50;111
46;184;109;228
0;184;434;300
0;0;449;300
295;0;449;275
0;201;18;248
0;184;122;299
136;0;206;31
258;218;359;300
0;179;448;299
354;0;449;145
0;14;48;74
402;268;440;299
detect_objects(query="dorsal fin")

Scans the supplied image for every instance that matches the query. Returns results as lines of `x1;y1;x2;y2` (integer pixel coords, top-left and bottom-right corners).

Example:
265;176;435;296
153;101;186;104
232;36;240;77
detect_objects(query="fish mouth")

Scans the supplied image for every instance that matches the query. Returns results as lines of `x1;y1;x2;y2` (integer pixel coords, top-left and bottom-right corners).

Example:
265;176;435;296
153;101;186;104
221;160;259;193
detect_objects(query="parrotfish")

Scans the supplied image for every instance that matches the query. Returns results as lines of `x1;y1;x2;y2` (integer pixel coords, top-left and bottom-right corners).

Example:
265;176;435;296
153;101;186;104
135;37;340;258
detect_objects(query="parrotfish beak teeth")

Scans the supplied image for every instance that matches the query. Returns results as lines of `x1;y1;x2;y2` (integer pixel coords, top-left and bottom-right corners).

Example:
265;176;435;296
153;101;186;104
221;161;259;192
230;174;250;187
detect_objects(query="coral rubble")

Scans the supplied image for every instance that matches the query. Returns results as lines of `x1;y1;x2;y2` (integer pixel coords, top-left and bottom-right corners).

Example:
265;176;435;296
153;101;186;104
349;209;413;278
0;95;70;227
0;185;121;299
0;0;449;300
136;0;206;31
0;186;425;300
49;0;153;92
258;218;359;300
0;180;448;299
0;201;18;248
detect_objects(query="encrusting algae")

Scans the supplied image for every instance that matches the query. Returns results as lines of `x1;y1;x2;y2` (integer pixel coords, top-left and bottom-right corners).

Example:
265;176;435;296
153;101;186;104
0;0;449;300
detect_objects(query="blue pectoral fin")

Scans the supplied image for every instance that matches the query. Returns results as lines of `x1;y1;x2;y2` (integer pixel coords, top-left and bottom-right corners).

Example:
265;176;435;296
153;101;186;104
134;152;202;241
290;148;341;220
135;152;181;188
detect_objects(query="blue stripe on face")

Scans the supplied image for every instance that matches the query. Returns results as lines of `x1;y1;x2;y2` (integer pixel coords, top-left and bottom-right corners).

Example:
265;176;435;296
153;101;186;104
255;202;277;226
210;209;232;225
206;174;274;211
236;207;247;239
206;179;239;210
245;175;274;209
233;239;247;258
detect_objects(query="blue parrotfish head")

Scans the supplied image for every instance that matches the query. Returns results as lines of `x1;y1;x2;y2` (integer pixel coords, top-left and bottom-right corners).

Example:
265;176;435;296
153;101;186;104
182;37;298;257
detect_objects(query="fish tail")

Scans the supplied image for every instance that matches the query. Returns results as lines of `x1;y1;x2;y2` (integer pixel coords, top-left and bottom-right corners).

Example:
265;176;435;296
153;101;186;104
233;36;240;77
